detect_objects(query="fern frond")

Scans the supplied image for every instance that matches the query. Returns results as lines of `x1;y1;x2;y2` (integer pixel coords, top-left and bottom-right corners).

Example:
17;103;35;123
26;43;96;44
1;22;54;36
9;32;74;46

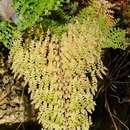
13;0;68;30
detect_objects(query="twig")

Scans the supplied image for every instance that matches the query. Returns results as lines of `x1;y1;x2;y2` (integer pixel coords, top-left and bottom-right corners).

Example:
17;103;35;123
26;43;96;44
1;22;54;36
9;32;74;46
105;91;118;130
113;114;129;130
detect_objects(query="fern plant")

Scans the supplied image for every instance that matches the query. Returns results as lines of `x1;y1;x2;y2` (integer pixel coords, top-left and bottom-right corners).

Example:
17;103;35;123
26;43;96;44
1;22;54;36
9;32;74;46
0;20;22;49
104;27;126;49
12;0;70;31
0;21;14;49
9;0;127;130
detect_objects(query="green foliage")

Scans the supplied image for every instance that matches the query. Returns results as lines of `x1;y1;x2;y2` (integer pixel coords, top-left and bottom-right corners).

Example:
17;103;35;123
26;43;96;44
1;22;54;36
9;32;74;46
104;27;126;49
98;16;126;49
13;0;70;30
72;0;126;49
0;20;22;49
0;21;14;49
41;18;68;37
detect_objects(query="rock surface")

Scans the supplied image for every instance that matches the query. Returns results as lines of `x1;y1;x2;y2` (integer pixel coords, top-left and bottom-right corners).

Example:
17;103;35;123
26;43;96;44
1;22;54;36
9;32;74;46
0;48;37;125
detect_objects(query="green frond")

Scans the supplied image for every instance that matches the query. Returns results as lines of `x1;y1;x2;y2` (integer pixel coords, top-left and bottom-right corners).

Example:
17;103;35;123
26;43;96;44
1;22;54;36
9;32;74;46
0;21;14;48
13;0;69;30
104;26;126;49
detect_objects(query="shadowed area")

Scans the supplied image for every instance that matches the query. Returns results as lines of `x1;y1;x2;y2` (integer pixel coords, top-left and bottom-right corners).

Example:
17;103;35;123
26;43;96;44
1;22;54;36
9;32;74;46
91;48;130;130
